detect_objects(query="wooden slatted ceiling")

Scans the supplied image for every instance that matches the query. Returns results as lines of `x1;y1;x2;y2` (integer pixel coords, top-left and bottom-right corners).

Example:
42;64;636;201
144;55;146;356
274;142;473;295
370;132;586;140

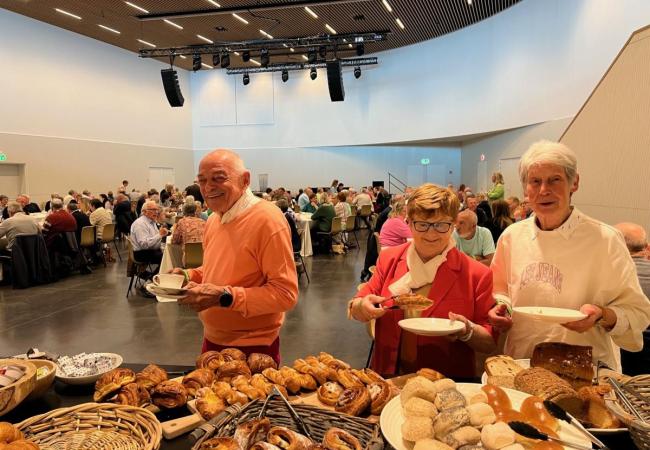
0;0;520;70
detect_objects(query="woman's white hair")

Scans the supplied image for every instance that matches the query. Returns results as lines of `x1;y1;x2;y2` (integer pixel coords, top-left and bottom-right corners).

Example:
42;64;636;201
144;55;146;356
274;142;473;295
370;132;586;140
519;140;577;186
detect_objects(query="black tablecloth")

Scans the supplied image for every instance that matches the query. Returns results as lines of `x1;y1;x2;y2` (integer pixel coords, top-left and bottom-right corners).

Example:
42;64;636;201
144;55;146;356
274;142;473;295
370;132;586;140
2;363;639;450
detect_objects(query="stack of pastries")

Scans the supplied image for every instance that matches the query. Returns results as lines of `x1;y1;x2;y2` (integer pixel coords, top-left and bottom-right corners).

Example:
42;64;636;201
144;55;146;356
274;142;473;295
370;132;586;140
0;422;40;449
198;417;363;450
399;375;565;450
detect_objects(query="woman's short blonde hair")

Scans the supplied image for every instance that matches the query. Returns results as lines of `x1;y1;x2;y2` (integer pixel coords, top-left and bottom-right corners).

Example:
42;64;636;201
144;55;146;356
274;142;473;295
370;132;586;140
493;172;504;184
407;183;460;221
519;140;577;186
389;199;407;218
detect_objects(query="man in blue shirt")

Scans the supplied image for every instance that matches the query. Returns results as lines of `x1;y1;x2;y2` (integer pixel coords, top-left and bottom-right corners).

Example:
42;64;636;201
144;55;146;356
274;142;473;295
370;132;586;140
298;188;313;212
130;200;168;273
454;209;495;266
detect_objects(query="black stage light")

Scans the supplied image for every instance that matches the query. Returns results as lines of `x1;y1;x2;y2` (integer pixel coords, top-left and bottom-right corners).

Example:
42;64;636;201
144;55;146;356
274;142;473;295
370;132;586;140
192;54;201;71
308;48;317;64
281;70;289;82
310;67;317;80
261;49;270;67
243;73;250;85
221;52;230;68
356;43;365;56
318;45;327;58
242;51;250;62
354;66;361;79
212;53;220;66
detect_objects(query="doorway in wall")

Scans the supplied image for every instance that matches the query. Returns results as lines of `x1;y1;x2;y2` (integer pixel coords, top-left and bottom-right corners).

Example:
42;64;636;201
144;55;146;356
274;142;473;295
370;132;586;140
407;164;446;187
0;164;26;198
149;167;175;191
499;157;522;199
477;160;488;193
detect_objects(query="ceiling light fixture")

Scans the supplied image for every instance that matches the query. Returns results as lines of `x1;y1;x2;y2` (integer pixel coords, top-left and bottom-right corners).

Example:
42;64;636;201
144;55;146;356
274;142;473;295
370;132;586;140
243;73;250;85
221;53;230;68
234;51;241;56
325;24;337;34
396;18;405;29
242;51;250;62
310;68;317;80
137;39;156;48
201;63;212;69
467;0;473;4
281;70;289;82
302;55;308;61
212;53;220;66
192;54;202;71
179;55;187;59
354;66;361;79
304;7;318;19
55;8;82;20
164;19;183;30
197;34;214;44
250;59;261;66
232;13;249;25
260;29;273;39
98;24;121;34
381;0;393;13
348;43;353;48
125;2;148;13
207;0;221;6
260;49;270;67
290;48;295;52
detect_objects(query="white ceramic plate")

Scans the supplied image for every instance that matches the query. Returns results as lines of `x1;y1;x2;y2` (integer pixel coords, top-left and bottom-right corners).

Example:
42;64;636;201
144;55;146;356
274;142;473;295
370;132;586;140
512;306;587;323
55;353;123;385
380;383;591;450
146;283;185;300
398;318;465;336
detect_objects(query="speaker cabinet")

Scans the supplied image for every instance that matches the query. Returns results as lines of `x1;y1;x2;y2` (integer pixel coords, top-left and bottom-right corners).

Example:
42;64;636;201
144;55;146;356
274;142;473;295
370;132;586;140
326;60;345;102
160;69;184;107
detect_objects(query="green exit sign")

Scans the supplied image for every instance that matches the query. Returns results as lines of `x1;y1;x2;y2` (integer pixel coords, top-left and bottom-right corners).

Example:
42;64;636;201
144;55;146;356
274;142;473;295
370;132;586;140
420;158;430;165
0;153;7;162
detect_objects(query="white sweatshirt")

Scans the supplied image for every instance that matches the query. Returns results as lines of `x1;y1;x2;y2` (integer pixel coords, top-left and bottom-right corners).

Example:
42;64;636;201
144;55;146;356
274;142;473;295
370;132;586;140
491;208;650;371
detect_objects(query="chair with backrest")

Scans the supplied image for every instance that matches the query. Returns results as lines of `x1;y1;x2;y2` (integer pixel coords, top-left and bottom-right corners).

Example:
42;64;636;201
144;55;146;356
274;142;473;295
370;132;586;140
99;223;121;262
345;215;359;249
359;204;373;230
350;205;358;217
79;226;98;265
184;242;203;269
6;234;53;289
316;216;343;254
126;238;154;298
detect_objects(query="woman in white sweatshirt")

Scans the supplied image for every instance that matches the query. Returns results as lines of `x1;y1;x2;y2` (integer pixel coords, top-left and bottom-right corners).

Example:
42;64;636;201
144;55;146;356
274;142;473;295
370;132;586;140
488;140;650;370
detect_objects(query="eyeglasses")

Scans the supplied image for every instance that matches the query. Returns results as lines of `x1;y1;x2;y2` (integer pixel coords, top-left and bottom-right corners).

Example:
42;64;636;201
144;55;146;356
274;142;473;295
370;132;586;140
411;220;453;233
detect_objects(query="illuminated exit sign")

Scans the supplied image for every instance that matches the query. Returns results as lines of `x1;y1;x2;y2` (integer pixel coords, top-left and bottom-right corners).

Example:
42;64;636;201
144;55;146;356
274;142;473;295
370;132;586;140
420;158;430;165
0;153;7;161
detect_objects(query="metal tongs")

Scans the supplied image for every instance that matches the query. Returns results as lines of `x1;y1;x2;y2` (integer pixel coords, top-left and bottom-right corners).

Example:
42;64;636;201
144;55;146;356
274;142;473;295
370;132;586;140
608;377;647;423
258;385;314;441
543;400;608;449
508;421;596;450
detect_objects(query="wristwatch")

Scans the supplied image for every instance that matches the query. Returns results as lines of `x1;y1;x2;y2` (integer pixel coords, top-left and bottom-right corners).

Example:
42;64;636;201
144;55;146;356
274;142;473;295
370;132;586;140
219;289;233;308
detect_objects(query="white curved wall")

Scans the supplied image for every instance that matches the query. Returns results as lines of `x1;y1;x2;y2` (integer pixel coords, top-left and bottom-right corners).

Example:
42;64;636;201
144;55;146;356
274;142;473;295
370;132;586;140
192;0;650;150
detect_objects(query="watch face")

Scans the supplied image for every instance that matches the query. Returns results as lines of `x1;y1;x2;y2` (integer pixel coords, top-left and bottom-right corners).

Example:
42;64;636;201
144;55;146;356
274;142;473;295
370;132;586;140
220;291;233;307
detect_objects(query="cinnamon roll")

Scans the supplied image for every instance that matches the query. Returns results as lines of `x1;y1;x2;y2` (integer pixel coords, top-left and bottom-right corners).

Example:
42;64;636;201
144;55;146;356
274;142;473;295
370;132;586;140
115;382;151;407
234;418;271;450
322;428;362;450
267;426;313;450
196;387;226;420
135;364;168;392
248;353;277;374
317;382;344;406
335;386;371;416
217;360;252;382
220;348;247;362
336;370;364;389
183;368;215;397
368;381;394;415
94;368;136;402
199;437;240;450
151;380;188;409
197;351;226;371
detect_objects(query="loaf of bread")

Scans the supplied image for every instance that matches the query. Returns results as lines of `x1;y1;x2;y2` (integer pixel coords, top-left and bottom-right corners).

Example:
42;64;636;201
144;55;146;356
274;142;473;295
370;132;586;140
531;342;593;389
514;367;583;417
484;355;525;377
577;385;621;429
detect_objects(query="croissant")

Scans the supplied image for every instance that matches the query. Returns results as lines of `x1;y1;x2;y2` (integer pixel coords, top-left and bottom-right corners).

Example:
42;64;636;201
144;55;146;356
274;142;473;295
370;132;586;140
135;364;168;392
335;386;371;416
231;376;266;400
199;437;240;450
272;367;300;394
351;369;384;385
183;368;215;397
322;428;362;450
368;381;394;415
94;368;136;402
234;418;271;450
317;382;344;406
115;382;151;407
336;370;364;389
0;441;40;450
250;374;274;395
151;380;188;409
267;426;313;450
0;423;22;443
248;353;277;374
217;360;251;382
220;348;247;362
227;390;249;406
196;387;227;420
212;381;235;399
197;351;226;371
280;367;316;392
293;359;328;385
318;353;350;370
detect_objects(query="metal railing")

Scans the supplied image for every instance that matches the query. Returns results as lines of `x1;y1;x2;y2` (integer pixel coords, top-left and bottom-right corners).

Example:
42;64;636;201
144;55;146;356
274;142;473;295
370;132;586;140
388;172;407;195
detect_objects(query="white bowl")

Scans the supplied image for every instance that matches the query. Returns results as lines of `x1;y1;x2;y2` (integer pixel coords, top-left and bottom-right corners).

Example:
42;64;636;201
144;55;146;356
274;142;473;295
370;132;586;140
55;353;123;385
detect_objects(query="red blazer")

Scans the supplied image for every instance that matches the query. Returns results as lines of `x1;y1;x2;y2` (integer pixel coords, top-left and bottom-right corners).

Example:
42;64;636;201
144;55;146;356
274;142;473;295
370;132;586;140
358;243;495;378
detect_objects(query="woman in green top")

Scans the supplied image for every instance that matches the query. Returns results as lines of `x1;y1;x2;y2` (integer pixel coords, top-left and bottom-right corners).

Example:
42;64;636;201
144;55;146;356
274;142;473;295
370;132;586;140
487;172;505;202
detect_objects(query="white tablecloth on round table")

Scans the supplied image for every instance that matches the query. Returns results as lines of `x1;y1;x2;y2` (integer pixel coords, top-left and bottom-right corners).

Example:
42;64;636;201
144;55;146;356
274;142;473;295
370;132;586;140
157;241;183;303
296;213;313;257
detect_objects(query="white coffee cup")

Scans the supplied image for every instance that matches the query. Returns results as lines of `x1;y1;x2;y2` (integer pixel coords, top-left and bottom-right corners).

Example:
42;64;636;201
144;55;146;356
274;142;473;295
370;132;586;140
153;273;185;289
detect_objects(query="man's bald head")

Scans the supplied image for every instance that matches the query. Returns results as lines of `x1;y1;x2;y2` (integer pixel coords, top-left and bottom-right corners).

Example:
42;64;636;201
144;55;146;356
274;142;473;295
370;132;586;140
615;222;648;254
197;148;251;214
199;149;247;175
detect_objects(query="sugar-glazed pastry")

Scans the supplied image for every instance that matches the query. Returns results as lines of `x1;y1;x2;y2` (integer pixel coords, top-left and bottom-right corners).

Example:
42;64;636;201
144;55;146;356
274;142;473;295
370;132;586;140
234;418;271;450
151;380;188;409
94;368;136;402
322;427;361;450
0;423;22;443
220;348;247;362
248;353;277;374
135;364;168;392
317;382;344;406
183;368;215;397
334;386;371;416
198;437;240;450
195;387;226;420
336;370;364;389
197;351;226;371
217;360;252;382
115;382;151;407
368;381;395;415
267;426;313;450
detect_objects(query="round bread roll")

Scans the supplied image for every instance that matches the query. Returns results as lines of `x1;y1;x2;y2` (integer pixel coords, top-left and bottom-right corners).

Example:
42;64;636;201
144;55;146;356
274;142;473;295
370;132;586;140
434;388;466;411
481;422;515;450
403;397;438;418
400;376;438;405
501;444;526;450
413;439;454;450
466;390;488;405
401;416;434;442
431;378;456;394
457;445;482;450
466;402;496;428
440;426;481;449
433;406;470;439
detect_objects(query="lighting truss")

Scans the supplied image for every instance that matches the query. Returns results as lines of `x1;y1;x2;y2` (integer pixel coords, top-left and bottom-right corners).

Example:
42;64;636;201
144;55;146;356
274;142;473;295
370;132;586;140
225;57;377;74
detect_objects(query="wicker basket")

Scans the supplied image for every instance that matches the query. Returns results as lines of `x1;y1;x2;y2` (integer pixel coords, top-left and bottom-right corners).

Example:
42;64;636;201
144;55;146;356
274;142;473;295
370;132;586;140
605;374;650;450
191;398;385;450
15;402;162;450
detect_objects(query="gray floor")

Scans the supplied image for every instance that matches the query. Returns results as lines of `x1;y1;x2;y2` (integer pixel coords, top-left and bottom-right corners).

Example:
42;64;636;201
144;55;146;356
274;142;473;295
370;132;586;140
0;232;372;368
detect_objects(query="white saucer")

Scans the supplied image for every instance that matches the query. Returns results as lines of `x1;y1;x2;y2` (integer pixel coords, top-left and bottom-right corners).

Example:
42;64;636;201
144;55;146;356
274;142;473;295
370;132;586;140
146;283;185;300
149;283;187;295
513;306;587;323
397;317;465;336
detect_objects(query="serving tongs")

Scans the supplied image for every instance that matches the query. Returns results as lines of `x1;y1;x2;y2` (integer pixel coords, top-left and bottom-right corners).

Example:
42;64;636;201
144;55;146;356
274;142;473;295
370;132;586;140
258;385;314;440
607;377;648;423
543;400;608;449
508;421;595;450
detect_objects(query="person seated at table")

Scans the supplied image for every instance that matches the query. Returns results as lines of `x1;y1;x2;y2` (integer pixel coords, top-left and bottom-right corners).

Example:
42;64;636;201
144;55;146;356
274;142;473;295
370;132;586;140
302;192;318;213
67;201;90;245
89;199;113;241
277;199;301;254
0;202;40;252
465;194;489;228
17;194;41;214
379;199;412;248
172;201;206;266
352;188;373;208
131;201;168;286
298;188;313;212
310;193;340;251
348;183;496;378
112;194;135;238
454;209;496;266
44;193;62;212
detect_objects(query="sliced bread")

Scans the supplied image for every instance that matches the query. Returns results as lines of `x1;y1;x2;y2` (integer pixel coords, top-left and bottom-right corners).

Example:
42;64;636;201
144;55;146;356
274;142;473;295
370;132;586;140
484;355;525;377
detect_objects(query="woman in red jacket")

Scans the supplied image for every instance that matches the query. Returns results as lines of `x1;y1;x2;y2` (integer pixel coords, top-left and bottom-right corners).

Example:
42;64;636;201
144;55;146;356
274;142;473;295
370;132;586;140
349;184;496;379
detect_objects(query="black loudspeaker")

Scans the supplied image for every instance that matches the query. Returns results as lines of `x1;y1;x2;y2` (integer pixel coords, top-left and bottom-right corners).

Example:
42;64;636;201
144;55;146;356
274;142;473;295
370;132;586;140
160;68;184;107
326;60;345;102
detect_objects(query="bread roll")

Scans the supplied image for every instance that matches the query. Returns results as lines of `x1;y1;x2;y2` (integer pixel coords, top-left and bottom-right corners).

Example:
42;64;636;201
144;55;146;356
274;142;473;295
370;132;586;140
401;416;434;442
400;376;438;405
481;422;515;450
431;378;456;394
440;426;481;449
466;402;496;427
403;397;438;418
416;368;446;382
433;406;470;439
413;439;454;450
466;391;488;405
434;389;466;411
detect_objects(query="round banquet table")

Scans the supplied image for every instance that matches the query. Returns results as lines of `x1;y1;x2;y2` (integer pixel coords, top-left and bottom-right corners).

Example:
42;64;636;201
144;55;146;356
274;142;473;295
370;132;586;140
295;213;313;257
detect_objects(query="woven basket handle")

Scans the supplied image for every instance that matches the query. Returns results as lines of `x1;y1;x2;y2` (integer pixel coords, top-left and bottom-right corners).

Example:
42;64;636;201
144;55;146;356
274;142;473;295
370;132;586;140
263;386;314;441
190;403;243;443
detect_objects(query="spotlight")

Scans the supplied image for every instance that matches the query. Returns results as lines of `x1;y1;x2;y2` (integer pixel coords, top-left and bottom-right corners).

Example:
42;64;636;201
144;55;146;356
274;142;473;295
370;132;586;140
243;73;250;85
308;48;317;64
281;70;289;82
242;51;250;62
356;43;365;56
318;45;327;58
192;54;201;71
310;68;317;80
221;52;230;68
212;53;220;66
260;48;270;67
354;66;361;79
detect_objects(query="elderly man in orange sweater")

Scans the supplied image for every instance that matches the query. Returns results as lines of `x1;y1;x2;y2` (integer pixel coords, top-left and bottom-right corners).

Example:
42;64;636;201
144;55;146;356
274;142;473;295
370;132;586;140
175;149;298;364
